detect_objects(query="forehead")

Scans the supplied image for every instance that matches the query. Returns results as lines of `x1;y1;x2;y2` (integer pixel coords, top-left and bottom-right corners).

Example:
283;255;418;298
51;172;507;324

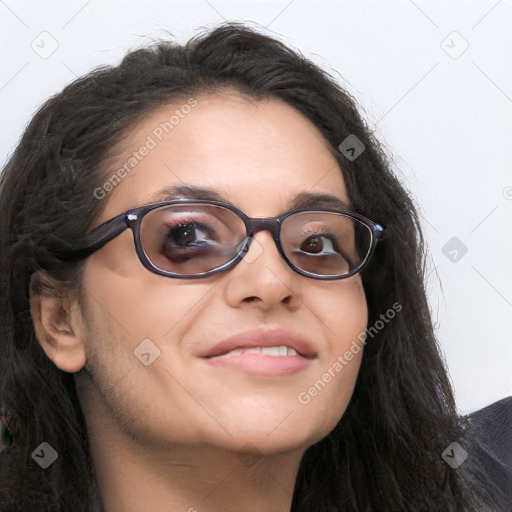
98;92;349;221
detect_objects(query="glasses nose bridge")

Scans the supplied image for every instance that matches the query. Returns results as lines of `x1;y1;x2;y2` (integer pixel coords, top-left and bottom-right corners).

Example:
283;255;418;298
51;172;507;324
246;216;282;248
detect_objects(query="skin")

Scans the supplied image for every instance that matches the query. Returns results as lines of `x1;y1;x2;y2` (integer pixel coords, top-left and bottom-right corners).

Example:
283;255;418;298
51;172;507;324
31;92;368;512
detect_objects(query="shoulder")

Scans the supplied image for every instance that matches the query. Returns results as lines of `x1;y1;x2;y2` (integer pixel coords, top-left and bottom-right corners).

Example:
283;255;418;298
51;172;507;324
464;397;512;510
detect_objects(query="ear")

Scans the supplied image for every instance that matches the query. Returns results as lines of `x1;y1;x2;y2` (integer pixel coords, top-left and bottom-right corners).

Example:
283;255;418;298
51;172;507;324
29;273;86;373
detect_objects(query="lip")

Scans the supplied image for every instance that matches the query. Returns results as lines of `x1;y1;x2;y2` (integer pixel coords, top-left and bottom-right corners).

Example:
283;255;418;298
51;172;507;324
199;327;317;377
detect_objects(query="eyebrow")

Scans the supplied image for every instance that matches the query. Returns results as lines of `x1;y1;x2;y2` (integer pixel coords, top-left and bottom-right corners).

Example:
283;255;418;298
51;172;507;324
147;184;353;212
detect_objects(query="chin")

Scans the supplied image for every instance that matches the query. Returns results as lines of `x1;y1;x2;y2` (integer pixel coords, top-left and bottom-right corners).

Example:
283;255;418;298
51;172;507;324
213;413;339;456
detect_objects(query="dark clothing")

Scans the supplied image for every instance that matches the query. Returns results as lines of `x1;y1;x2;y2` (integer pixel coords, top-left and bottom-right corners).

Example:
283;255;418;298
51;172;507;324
466;396;512;510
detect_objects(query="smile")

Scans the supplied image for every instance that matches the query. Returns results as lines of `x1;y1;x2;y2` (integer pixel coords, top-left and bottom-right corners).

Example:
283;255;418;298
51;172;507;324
213;345;299;358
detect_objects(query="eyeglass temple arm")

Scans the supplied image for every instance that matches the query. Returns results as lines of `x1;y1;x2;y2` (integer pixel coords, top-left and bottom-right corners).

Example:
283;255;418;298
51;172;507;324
58;213;130;260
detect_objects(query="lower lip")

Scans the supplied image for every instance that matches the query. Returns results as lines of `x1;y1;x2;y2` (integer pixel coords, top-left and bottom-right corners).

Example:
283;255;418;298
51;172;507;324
202;353;312;376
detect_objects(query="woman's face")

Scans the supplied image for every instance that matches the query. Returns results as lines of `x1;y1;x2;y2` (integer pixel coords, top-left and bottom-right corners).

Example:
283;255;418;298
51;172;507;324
77;93;368;455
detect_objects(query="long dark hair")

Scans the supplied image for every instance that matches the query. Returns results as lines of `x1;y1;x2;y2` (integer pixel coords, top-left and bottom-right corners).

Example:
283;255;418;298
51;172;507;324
0;22;494;511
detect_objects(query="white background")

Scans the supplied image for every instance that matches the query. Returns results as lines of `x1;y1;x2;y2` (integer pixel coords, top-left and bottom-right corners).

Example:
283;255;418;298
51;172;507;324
1;0;511;414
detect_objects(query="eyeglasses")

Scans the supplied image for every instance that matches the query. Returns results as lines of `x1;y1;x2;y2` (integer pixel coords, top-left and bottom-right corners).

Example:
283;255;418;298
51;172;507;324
65;199;384;280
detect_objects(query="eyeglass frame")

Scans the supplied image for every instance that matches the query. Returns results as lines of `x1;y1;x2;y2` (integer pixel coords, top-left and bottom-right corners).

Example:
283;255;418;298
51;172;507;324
62;199;385;280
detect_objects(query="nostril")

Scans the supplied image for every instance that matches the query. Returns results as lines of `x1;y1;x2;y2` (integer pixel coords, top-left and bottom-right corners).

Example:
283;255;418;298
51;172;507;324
243;296;257;303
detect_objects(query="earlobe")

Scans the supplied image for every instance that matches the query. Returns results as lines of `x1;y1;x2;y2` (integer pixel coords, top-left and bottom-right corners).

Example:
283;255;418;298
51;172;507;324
29;278;87;374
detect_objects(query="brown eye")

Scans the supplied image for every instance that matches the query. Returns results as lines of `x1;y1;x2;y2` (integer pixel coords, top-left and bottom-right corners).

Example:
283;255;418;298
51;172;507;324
166;222;209;247
301;235;324;254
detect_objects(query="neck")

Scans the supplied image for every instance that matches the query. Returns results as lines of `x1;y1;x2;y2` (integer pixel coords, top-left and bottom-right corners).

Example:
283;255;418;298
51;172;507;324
93;441;301;512
78;380;303;512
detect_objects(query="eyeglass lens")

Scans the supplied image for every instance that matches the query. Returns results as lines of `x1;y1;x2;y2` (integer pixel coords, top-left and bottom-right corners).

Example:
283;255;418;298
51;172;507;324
140;204;373;277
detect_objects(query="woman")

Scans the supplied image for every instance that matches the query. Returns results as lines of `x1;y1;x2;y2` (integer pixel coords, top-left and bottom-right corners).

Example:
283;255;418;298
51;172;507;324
0;22;500;511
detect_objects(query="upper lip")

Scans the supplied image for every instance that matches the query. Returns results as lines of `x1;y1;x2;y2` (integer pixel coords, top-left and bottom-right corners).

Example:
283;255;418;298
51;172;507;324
200;327;317;359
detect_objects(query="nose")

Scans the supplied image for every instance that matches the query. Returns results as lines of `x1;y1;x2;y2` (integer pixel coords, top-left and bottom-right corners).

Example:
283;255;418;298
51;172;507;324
223;229;302;311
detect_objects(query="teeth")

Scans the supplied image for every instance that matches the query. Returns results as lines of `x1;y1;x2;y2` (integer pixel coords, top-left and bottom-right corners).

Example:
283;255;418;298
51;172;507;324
222;345;298;357
261;346;280;356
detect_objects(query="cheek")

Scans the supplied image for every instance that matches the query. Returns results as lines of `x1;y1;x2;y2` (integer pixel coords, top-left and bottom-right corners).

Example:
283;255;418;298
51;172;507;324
79;261;226;441
318;276;368;357
78;286;213;448
82;251;211;341
298;277;367;435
